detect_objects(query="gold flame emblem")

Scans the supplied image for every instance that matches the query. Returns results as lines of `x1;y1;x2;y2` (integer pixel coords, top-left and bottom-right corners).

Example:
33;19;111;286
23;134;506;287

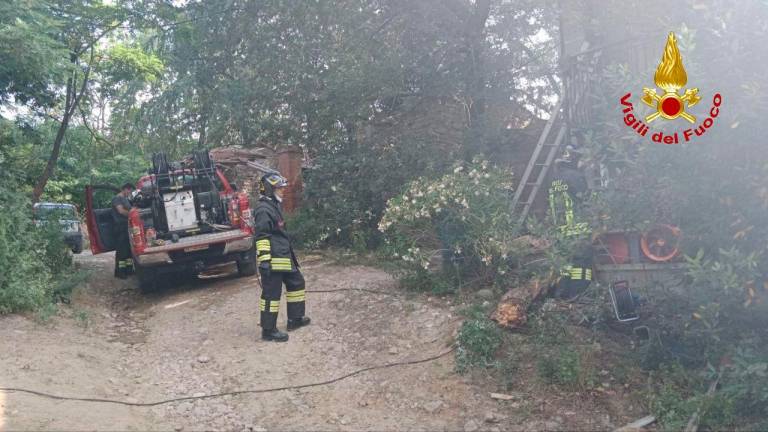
642;32;701;123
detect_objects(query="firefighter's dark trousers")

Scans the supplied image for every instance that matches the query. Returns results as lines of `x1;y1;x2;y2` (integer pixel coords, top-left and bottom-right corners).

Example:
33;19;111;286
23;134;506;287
259;269;306;330
113;223;134;278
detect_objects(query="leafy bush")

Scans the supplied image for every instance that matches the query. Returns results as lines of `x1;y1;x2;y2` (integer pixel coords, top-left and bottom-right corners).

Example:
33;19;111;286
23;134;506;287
378;158;519;286
647;363;738;432
720;346;768;419
0;122;77;314
0;190;59;313
295;135;456;250
286;207;332;250
455;315;503;373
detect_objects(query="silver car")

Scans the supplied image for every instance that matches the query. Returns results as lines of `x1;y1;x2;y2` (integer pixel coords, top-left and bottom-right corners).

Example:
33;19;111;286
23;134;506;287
33;202;84;254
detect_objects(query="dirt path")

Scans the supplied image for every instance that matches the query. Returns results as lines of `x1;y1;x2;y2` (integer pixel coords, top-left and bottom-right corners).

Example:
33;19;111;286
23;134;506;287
1;252;517;431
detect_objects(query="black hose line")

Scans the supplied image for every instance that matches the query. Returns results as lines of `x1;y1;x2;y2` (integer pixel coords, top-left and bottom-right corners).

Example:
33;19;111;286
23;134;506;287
0;348;455;407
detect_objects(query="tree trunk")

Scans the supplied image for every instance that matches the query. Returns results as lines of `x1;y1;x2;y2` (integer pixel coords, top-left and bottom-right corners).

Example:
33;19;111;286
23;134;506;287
32;51;92;203
32;77;74;203
464;0;492;154
197;113;208;149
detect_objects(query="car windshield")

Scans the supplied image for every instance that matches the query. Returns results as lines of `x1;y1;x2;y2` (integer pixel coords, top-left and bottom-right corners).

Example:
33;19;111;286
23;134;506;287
36;205;76;220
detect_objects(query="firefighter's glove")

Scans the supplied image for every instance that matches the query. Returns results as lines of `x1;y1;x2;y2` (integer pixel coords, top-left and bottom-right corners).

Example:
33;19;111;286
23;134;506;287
259;261;271;279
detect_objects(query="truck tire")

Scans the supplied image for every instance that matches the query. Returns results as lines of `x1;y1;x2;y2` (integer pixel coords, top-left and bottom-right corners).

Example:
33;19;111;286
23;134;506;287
72;241;83;254
137;266;158;293
237;256;257;277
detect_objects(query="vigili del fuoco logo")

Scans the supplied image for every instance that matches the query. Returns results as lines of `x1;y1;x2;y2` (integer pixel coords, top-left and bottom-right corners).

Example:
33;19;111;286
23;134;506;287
620;32;722;144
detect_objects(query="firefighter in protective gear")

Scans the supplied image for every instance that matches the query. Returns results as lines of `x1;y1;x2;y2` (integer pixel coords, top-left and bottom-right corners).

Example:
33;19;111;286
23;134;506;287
254;173;310;342
112;183;135;279
549;148;593;299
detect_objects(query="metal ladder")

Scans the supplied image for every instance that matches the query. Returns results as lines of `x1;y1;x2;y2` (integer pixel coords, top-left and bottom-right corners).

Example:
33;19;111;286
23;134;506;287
510;42;599;228
509;100;567;227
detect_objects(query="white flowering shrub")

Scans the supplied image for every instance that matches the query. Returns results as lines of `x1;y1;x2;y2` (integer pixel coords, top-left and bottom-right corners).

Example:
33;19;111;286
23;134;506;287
378;158;520;287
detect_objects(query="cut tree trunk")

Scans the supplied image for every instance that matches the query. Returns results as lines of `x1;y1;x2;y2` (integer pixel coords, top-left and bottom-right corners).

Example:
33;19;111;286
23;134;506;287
491;274;555;329
491;235;555;329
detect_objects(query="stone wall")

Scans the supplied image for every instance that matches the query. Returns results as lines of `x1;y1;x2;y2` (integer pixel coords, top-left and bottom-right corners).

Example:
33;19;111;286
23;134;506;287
210;146;304;214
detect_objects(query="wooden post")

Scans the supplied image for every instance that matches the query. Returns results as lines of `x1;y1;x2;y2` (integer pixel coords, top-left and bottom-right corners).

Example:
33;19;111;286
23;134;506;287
276;146;304;214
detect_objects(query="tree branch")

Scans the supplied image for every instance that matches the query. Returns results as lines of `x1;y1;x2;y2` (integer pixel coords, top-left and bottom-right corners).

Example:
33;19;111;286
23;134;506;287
68;48;95;117
79;103;114;148
75;21;124;57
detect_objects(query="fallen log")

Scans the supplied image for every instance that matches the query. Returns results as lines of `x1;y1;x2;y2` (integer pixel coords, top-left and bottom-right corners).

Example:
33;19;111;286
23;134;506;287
490;235;555;329
491;274;555;329
510;235;551;254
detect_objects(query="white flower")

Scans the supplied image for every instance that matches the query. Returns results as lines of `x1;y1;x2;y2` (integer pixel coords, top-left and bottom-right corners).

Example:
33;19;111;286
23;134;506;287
454;166;464;173
336;228;341;233
331;186;337;192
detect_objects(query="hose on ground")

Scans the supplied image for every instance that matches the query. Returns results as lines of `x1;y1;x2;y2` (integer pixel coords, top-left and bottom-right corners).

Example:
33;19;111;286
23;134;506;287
0;347;455;407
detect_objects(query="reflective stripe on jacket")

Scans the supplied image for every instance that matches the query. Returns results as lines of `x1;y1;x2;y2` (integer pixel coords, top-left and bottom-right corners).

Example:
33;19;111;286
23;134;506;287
560;265;593;281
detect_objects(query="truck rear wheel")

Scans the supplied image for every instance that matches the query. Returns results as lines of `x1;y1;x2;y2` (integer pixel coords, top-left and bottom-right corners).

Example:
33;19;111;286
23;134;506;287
237;256;257;277
137;266;158;293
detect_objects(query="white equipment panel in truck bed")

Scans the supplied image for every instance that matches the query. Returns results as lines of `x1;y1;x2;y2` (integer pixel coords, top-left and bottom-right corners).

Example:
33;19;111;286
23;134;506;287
163;190;197;231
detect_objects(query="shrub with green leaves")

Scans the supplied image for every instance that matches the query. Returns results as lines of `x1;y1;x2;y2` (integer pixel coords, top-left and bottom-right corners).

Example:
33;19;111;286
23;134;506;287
0;183;54;313
378;158;519;285
648;364;738;432
455;316;503;373
720;346;768;419
0;124;77;314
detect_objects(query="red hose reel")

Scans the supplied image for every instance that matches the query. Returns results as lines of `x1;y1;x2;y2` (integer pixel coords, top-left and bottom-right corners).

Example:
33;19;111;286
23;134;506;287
640;224;681;262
